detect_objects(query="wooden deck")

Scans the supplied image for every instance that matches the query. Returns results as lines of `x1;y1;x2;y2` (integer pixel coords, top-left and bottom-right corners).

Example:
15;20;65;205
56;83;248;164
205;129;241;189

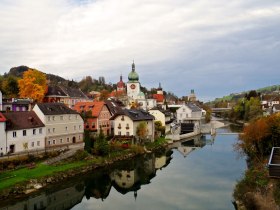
268;147;280;178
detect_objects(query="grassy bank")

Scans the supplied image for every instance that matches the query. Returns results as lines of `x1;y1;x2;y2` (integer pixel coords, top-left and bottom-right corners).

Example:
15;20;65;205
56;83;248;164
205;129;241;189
0;138;167;193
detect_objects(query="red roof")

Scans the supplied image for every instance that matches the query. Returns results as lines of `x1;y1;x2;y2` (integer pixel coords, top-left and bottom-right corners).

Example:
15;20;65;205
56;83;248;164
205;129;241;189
0;113;6;122
74;101;105;117
153;94;164;103
110;90;126;97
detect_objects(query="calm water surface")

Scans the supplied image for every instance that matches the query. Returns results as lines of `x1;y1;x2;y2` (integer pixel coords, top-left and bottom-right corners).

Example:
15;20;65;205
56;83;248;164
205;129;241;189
1;126;246;210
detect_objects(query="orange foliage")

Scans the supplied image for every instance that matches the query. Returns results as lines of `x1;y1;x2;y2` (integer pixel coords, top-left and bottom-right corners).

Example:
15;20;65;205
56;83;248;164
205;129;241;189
18;69;47;102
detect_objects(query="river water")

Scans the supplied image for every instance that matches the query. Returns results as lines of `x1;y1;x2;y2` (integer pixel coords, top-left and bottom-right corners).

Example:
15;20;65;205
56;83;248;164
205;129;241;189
0;125;246;210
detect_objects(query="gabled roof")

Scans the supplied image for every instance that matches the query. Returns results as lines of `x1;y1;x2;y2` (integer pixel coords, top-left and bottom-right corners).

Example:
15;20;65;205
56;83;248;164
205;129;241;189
0;113;6;122
74;101;109;117
45;85;88;99
3;111;44;130
262;95;280;101
110;109;154;121
36;103;79;115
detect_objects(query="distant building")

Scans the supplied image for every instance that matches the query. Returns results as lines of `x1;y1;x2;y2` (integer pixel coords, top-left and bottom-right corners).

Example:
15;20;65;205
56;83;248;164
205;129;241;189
189;89;197;102
2;98;32;112
0;113;7;156
44;85;90;108
148;108;172;133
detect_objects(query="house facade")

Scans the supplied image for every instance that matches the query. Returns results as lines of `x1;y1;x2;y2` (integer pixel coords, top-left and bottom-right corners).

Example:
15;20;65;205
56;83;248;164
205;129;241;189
33;103;84;148
176;103;203;123
111;109;155;142
148;108;172;133
0;113;6;156
2;111;45;154
74;101;111;135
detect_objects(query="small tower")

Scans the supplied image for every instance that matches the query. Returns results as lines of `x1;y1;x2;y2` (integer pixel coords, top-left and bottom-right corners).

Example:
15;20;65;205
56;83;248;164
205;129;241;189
189;89;197;102
117;74;125;92
157;82;163;95
127;61;140;99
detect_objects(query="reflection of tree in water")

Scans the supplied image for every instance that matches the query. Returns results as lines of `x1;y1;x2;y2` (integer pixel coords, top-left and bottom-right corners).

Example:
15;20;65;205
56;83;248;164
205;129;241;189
84;171;112;201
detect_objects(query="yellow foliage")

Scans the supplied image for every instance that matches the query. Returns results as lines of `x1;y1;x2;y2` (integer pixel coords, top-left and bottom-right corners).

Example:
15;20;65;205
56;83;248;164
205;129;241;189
18;69;47;102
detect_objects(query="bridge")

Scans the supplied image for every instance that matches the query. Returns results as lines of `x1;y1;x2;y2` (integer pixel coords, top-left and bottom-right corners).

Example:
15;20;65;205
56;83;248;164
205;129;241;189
211;107;231;113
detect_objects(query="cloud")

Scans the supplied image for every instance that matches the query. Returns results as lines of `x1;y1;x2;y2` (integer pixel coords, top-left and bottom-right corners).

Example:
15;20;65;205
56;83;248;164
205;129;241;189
0;0;279;100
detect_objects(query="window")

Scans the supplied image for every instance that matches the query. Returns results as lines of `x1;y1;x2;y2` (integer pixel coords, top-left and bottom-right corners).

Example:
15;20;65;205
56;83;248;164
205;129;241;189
53;140;56;145
33;129;36;135
48;128;51;133
121;116;124;121
53;128;55;133
48;116;51;121
67;138;70;142
60;116;63;120
74;125;76;130
39;128;42;134
118;123;121;129
31;142;34;147
60;139;63;143
65;126;68;131
13;131;17;138
37;141;40;146
126;123;129;129
48;140;51;145
23;130;27;136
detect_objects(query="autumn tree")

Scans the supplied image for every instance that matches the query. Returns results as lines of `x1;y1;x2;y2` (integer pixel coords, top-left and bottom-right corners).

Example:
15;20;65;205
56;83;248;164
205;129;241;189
136;121;149;144
18;69;47;102
1;76;19;98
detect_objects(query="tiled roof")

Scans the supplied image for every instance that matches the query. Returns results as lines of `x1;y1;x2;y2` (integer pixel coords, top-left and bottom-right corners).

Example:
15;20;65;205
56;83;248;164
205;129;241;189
0;113;6;122
46;86;67;97
110;109;154;121
36;103;79;115
153;94;164;103
74;101;108;117
3;111;44;130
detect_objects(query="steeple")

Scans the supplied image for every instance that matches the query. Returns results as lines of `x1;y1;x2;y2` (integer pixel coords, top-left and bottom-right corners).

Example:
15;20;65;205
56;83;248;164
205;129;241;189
158;82;162;91
128;61;139;82
132;61;135;72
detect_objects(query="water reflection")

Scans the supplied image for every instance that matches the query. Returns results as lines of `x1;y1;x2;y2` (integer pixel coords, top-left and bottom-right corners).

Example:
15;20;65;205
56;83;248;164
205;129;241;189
0;133;238;210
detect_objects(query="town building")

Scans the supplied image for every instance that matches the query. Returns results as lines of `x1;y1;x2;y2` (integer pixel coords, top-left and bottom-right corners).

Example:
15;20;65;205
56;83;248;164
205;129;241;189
2;98;32;112
110;109;155;143
148;108;172;133
0;90;2;111
0;113;7;156
74;101;112;135
33;103;84;149
44;85;90;108
2;111;45;155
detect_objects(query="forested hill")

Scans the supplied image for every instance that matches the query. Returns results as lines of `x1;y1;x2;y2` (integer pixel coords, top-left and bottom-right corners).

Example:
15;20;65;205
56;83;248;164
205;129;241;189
214;85;280;102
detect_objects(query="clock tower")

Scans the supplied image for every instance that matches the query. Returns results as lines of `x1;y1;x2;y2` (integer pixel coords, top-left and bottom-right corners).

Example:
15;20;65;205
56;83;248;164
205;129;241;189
127;61;140;99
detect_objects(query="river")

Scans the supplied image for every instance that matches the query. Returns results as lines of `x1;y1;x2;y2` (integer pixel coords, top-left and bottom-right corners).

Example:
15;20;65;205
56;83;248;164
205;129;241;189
0;125;246;210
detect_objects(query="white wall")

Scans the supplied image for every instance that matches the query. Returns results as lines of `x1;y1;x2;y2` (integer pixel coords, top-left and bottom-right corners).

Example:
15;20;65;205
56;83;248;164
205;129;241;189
0;122;6;155
7;127;45;154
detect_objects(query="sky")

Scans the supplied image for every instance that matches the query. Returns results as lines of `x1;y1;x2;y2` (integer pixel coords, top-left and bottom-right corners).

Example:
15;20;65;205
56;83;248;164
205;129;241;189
0;0;279;101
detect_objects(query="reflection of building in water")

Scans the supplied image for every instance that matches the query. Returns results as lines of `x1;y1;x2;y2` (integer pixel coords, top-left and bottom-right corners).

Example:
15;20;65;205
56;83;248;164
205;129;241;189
169;135;206;158
0;183;85;210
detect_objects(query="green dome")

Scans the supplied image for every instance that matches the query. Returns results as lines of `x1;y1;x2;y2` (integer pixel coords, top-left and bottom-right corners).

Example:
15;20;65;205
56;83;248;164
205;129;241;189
128;62;139;82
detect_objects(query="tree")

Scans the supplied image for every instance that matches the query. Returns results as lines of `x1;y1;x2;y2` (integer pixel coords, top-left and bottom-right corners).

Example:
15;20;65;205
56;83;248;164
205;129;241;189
99;90;110;101
18;69;47;102
136;121;149;144
154;121;165;137
94;128;109;155
2;76;19;98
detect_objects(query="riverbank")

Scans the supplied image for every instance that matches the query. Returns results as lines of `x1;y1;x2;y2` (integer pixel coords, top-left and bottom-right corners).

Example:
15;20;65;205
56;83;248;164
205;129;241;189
233;160;280;210
0;139;168;200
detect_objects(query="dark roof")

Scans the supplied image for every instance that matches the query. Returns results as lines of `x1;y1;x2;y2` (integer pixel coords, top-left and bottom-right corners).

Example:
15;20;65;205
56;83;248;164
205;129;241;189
36;103;79;115
105;98;125;115
45;85;88;99
186;103;201;112
110;109;154;121
3;111;44;131
46;86;67;97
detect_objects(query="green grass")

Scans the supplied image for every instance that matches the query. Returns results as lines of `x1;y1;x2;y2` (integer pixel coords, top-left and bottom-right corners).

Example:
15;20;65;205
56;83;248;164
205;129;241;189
0;161;86;191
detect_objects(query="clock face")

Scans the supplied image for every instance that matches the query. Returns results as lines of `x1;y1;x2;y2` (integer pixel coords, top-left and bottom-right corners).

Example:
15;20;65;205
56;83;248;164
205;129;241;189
130;84;136;89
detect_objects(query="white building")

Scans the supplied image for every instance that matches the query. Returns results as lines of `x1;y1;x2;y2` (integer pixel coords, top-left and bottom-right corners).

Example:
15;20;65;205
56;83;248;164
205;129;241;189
176;103;203;123
2;111;45;154
110;109;155;143
0;90;2;111
0;113;6;156
148;108;172;133
33;103;84;148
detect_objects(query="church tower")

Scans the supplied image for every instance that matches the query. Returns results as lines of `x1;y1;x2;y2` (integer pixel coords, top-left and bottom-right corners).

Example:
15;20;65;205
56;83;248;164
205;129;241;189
127;61;140;99
117;74;125;92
